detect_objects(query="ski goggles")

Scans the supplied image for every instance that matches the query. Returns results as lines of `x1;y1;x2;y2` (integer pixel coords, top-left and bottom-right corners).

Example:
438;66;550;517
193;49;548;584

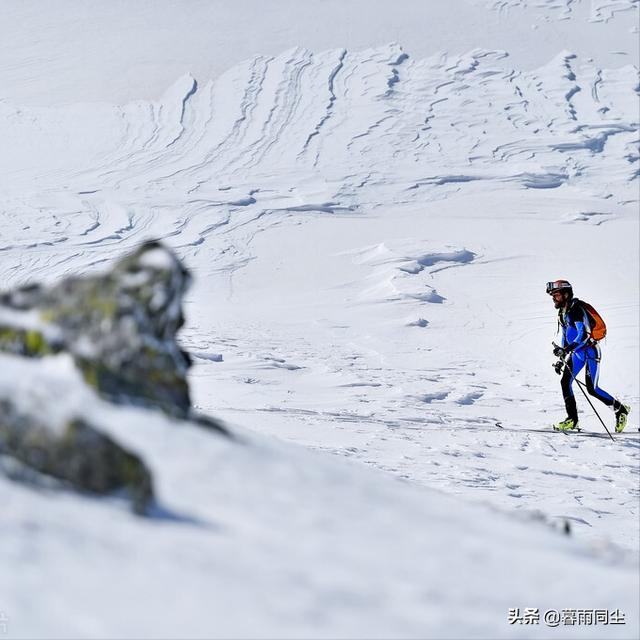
546;280;572;295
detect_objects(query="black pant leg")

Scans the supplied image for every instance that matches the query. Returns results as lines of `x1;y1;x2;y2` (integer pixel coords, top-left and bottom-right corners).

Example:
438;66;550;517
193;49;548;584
561;364;578;422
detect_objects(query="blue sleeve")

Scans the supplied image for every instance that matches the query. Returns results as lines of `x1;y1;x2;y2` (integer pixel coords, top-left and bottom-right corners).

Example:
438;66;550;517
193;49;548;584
566;320;589;351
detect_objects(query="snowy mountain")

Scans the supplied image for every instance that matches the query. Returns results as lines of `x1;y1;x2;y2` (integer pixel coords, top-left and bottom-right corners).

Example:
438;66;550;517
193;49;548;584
0;1;638;638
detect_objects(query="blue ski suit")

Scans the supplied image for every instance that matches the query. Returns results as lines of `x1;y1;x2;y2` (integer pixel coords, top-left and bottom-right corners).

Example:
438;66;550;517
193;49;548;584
558;298;616;422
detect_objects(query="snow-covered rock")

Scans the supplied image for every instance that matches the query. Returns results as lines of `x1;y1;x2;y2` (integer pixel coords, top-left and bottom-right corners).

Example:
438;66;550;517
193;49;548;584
0;0;638;636
0;242;229;514
0;241;193;417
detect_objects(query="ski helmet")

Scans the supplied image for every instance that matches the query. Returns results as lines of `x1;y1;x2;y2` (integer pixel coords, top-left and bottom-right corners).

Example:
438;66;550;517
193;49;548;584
546;279;573;296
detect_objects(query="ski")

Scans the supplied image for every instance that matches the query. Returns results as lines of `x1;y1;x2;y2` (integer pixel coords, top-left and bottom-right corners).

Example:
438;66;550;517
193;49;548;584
493;422;638;439
553;425;581;433
553;429;639;440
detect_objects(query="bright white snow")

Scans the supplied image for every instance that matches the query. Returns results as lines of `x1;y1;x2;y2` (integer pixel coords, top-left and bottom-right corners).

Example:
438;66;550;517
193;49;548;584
0;0;638;637
0;352;638;639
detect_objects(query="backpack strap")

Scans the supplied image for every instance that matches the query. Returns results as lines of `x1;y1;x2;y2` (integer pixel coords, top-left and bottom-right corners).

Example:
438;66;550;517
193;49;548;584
574;298;593;338
571;298;593;349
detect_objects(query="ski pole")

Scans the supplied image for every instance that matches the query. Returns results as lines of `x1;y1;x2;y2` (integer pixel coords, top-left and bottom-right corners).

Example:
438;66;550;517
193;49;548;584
559;355;615;441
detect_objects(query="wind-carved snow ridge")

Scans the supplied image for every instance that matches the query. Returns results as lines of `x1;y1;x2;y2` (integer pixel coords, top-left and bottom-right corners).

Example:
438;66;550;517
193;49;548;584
168;75;199;148
350;241;476;305
301;48;347;154
384;51;410;97
588;0;639;22
477;0;639;23
0;44;637;284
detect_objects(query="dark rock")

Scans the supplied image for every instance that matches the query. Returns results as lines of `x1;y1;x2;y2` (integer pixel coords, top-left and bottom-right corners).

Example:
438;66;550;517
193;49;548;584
0;240;233;514
0;399;153;514
0;240;193;417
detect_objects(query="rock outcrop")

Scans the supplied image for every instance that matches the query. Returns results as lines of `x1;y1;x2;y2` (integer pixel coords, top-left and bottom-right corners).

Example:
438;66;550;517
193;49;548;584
0;240;193;417
0;241;226;514
0;399;153;514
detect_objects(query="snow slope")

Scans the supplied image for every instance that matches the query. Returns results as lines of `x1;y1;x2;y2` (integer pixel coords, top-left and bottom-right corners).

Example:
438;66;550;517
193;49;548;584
0;0;638;637
0;353;638;639
1;0;638;105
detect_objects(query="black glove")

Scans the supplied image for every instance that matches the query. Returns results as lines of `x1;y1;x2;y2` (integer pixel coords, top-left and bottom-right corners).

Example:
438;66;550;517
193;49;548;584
553;345;565;358
553;360;564;375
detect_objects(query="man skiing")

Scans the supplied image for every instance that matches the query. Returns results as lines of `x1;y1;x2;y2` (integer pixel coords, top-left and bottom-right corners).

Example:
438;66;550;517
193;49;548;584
547;279;630;432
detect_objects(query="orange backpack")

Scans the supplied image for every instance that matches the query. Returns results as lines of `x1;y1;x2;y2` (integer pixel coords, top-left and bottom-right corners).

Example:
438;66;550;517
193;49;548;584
579;300;607;341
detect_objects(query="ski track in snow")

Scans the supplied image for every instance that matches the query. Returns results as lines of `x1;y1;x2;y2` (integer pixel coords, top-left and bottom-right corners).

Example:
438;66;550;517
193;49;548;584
187;311;640;554
1;41;639;560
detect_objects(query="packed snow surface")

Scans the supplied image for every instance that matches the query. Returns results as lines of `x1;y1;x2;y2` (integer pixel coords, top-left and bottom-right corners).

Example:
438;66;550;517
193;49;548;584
0;352;638;639
0;0;638;638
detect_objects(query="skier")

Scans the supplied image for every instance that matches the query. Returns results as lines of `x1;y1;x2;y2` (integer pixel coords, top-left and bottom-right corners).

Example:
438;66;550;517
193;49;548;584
547;279;630;432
